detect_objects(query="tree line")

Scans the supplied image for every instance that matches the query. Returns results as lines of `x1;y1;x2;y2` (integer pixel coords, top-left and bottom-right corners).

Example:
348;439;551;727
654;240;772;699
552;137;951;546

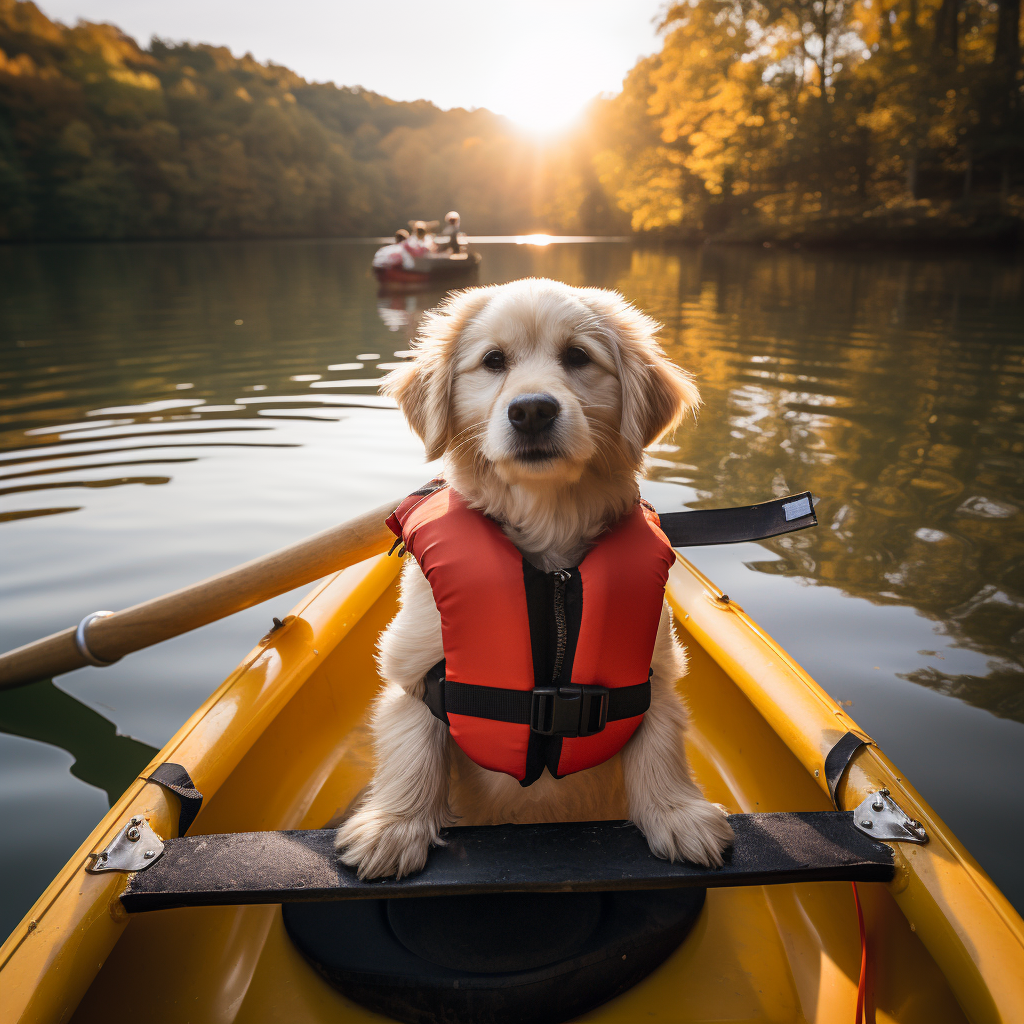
0;0;1020;241
577;0;1023;239
0;0;553;239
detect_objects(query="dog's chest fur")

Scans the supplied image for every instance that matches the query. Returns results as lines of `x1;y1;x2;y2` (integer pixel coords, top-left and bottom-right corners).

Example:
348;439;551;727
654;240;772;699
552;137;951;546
446;465;639;572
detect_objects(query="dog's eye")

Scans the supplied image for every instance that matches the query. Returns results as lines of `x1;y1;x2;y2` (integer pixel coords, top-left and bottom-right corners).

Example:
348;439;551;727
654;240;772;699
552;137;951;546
564;346;591;368
483;350;507;371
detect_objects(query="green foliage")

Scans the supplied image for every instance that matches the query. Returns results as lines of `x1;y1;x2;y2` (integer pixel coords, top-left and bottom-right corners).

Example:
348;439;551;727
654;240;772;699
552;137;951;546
0;0;552;239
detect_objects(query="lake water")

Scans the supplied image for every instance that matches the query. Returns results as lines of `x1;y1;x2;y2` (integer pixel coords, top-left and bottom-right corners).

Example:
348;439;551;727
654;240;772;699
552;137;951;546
1;239;1022;939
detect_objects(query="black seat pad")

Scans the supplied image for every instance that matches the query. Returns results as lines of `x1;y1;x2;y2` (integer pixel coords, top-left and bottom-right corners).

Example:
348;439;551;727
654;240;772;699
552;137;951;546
283;887;706;1024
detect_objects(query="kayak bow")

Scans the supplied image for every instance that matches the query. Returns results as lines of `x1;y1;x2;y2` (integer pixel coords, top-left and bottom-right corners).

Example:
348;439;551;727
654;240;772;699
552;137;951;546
1;538;1021;1023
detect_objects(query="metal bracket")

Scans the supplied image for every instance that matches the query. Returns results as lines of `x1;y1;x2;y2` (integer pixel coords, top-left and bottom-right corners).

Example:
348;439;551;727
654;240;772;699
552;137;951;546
87;816;165;873
852;790;928;844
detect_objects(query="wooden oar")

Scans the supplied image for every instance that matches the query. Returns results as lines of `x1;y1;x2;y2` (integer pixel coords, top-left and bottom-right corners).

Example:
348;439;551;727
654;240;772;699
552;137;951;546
0;498;400;691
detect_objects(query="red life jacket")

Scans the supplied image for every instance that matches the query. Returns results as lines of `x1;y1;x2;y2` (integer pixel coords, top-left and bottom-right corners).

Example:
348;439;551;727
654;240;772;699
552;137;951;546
386;482;675;786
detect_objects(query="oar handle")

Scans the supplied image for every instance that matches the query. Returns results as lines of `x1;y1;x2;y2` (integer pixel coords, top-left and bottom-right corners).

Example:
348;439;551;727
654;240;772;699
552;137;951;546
0;499;401;691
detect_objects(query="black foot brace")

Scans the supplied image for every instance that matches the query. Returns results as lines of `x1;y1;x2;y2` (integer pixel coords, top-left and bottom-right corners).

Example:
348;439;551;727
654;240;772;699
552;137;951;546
120;811;891;912
120;813;890;1024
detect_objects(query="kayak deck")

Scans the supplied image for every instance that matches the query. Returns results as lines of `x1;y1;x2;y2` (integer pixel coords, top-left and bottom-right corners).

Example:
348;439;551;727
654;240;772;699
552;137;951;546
3;551;1022;1023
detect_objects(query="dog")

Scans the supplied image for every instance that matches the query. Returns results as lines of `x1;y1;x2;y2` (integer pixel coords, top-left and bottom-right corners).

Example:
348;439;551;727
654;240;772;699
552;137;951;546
336;277;734;879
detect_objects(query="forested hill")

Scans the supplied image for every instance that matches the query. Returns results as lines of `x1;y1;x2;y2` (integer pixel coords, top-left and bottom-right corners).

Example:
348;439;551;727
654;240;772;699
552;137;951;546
0;0;609;240
592;0;1023;244
1;0;1022;243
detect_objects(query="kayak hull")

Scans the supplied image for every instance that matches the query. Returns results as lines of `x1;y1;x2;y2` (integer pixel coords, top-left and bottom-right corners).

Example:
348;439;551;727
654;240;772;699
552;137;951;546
2;550;1022;1023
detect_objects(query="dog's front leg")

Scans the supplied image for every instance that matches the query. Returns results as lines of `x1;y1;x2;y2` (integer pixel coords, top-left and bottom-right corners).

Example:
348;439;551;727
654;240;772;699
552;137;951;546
335;561;453;879
335;682;452;878
621;605;734;867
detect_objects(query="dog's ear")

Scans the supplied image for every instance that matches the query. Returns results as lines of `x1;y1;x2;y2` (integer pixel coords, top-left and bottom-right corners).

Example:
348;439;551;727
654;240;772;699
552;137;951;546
381;287;493;462
581;289;700;458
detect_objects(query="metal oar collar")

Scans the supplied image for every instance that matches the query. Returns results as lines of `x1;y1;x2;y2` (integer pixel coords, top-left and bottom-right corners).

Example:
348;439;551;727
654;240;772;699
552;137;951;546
74;610;120;667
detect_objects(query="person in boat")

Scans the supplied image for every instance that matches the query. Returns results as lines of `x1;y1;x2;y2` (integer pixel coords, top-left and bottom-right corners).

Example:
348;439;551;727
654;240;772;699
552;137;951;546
400;222;435;269
372;228;410;270
435;211;463;254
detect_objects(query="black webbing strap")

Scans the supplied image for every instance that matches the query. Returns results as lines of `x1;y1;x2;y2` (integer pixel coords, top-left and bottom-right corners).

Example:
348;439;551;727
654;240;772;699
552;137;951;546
658;491;817;548
389;487;817;553
423;661;650;728
824;732;867;809
147;762;204;836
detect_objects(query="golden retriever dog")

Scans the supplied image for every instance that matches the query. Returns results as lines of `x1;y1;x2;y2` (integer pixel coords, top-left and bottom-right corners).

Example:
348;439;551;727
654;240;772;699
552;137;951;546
336;277;733;879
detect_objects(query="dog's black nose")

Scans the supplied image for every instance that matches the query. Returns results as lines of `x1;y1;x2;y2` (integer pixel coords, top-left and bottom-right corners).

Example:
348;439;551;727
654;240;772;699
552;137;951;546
508;393;560;435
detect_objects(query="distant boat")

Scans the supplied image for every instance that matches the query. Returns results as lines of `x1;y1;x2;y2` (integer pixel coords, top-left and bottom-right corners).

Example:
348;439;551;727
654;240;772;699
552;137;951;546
374;250;481;286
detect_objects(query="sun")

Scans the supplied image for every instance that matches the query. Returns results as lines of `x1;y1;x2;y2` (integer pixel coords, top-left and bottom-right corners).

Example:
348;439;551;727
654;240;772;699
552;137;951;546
481;64;597;138
496;93;589;137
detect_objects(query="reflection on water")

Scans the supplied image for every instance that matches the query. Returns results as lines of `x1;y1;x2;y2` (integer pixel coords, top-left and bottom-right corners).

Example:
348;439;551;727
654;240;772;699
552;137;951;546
376;288;446;346
0;680;158;806
620;249;1024;722
1;239;1022;936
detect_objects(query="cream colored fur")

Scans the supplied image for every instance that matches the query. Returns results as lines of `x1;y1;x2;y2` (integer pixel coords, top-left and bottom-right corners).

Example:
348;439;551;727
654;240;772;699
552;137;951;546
336;278;734;879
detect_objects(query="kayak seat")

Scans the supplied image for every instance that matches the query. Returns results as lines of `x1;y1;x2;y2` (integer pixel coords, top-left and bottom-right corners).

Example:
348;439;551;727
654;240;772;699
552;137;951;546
283;887;706;1024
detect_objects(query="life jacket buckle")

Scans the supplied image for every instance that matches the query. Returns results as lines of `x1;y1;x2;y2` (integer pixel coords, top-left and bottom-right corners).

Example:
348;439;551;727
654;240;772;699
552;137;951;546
531;684;609;738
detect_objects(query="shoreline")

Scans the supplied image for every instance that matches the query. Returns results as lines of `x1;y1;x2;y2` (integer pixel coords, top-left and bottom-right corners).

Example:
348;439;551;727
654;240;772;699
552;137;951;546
1;212;1022;251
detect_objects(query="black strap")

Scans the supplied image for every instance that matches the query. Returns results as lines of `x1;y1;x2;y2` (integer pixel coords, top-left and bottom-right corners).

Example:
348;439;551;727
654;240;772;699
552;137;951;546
147;762;204;836
423;661;650;728
824;732;867;809
393;486;817;551
657;491;817;548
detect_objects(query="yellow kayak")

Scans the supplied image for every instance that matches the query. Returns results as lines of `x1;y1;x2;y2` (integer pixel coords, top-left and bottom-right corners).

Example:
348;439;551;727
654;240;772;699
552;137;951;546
2;549;1022;1023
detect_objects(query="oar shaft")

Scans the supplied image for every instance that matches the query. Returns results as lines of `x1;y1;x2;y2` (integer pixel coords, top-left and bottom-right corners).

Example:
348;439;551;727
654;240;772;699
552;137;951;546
0;499;400;691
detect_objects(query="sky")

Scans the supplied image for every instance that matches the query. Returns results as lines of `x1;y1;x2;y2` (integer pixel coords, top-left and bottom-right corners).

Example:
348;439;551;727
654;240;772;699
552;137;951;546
35;1;667;134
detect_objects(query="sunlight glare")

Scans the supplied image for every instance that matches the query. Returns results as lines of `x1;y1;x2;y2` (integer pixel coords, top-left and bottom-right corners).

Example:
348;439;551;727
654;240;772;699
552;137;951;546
490;82;590;136
483;60;599;136
516;234;555;246
445;4;661;136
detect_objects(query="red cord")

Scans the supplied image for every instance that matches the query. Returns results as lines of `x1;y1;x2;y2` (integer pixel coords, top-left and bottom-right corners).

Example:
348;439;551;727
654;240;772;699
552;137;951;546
851;882;872;1024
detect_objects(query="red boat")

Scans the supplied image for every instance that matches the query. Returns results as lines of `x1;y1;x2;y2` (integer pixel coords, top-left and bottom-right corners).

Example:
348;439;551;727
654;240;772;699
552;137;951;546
373;250;481;286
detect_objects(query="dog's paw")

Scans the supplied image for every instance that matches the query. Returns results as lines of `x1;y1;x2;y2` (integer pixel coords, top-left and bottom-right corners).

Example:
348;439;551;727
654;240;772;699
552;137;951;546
334;805;439;880
634;798;734;868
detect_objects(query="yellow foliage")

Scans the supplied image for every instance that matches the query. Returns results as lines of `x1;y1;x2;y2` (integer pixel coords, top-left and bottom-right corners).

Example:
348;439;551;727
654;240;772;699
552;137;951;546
571;0;1021;234
108;68;161;91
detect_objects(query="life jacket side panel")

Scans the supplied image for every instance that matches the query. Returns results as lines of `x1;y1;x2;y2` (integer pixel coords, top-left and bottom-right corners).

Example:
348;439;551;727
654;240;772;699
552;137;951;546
557;505;674;777
397;488;533;780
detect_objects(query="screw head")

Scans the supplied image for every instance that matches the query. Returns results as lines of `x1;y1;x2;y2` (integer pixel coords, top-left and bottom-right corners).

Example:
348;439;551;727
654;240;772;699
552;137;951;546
860;819;873;828
879;788;890;798
144;849;155;859
872;799;884;811
126;826;141;842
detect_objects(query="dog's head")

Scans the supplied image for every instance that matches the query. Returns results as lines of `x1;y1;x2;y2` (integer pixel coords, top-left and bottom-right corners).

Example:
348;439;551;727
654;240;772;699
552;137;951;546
383;278;698;488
